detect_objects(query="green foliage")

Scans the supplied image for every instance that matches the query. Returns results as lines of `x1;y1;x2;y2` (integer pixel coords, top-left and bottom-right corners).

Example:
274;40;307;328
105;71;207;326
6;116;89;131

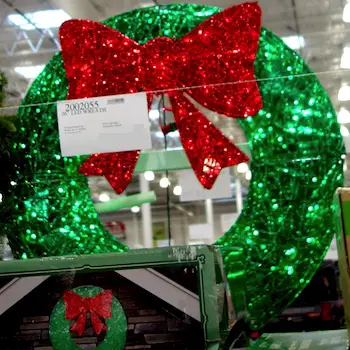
0;71;17;155
0;115;16;156
0;71;17;197
0;71;8;107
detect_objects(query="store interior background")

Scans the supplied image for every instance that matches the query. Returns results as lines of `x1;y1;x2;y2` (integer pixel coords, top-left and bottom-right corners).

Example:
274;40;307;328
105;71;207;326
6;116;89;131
0;0;349;256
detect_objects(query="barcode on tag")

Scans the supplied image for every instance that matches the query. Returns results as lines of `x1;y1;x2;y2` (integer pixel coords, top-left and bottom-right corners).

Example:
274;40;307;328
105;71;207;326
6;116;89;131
107;98;125;105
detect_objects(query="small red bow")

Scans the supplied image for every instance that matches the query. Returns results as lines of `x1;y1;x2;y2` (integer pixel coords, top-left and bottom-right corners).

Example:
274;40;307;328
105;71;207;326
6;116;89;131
63;290;112;336
59;2;262;193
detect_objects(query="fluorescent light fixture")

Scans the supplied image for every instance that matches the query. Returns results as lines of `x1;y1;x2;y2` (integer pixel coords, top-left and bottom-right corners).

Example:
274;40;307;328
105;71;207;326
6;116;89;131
237;163;249;173
8;9;71;30
131;206;140;213
0;193;2;203
15;65;45;79
338;84;350;101
344;2;350;22
173;185;182;196
338;108;350;124
245;171;252;181
341;47;350;69
341;125;350;137
149;109;160;120
144;171;155;181
281;35;305;50
139;2;155;8
99;193;110;202
160;177;170;188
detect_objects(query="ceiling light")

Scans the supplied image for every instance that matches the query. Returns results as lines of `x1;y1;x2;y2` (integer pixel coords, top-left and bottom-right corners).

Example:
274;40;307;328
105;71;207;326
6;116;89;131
245;171;252;181
149;109;160;120
99;193;110;202
173;185;182;196
8;9;71;30
144;171;155;181
339;84;350;101
338;108;350;124
344;2;350;22
0;193;2;203
131;206;140;213
15;65;45;79
237;163;249;173
341;47;350;69
341;125;350;137
139;2;156;8
160;177;170;188
281;35;305;50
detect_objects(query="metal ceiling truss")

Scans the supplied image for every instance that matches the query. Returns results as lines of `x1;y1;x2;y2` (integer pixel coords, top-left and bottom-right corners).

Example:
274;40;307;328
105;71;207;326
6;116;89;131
3;27;60;56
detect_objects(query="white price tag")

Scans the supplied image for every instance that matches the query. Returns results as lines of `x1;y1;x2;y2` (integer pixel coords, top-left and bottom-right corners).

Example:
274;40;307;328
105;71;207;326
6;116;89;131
179;168;232;202
57;92;152;157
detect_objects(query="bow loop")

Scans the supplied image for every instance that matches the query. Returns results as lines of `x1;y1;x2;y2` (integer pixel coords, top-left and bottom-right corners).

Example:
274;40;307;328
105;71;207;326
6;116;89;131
64;290;112;336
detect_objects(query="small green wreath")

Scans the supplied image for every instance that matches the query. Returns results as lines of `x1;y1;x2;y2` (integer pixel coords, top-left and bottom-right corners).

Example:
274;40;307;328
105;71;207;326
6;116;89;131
49;285;127;350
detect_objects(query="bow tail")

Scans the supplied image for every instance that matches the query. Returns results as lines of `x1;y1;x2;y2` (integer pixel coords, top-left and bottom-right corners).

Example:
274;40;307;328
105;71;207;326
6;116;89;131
147;92;153;110
90;310;108;335
79;150;141;194
71;311;87;336
169;93;249;189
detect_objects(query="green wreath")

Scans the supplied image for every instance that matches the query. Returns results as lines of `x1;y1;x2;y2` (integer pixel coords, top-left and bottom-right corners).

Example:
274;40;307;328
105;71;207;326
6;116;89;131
49;286;127;350
6;4;343;329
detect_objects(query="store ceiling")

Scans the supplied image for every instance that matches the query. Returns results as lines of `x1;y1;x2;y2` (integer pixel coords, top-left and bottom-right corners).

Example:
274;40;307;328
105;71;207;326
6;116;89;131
0;0;349;216
1;0;349;107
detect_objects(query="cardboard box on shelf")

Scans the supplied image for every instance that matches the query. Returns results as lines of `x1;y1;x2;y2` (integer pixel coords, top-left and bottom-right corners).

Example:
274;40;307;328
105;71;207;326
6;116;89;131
0;245;247;349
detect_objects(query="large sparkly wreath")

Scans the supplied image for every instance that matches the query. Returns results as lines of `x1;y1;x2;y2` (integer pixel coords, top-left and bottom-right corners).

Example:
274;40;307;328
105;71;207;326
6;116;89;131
49;286;127;350
7;3;344;330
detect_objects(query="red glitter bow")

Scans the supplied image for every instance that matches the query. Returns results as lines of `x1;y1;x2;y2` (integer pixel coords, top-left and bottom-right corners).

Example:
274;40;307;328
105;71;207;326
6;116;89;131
63;290;112;336
59;2;262;193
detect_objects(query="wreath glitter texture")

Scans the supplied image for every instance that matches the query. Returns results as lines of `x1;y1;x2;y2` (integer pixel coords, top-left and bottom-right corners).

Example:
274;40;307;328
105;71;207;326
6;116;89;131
4;2;344;334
